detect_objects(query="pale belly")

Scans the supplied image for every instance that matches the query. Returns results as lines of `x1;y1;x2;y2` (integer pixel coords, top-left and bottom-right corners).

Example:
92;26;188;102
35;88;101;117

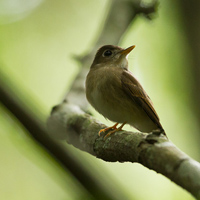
86;67;158;132
89;87;131;123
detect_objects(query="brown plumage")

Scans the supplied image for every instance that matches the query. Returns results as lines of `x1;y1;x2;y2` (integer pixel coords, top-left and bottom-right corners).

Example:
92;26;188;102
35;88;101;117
86;45;165;137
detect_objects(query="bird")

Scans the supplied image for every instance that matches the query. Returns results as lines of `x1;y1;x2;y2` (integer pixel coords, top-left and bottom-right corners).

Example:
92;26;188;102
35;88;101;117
85;45;165;138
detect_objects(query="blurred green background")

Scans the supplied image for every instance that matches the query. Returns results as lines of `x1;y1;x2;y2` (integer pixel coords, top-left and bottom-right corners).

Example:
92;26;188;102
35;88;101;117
0;0;199;199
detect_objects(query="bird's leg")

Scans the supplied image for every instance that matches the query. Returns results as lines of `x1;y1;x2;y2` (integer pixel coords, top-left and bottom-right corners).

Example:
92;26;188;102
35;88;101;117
98;123;119;136
104;122;126;139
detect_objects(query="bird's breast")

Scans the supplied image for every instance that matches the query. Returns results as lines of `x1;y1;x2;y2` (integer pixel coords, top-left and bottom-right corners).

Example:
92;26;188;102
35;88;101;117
86;67;131;123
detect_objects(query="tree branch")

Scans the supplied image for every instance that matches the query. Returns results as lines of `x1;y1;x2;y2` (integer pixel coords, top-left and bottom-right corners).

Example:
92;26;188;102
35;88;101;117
47;0;200;199
3;0;191;199
48;101;200;199
65;0;157;111
0;1;158;200
0;77;128;200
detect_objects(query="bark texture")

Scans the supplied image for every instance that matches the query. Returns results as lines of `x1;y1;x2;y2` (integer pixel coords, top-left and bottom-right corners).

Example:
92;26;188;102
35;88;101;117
47;1;200;199
48;101;200;199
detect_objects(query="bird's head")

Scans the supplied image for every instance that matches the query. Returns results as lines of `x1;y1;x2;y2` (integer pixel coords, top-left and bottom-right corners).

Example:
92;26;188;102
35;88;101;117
91;45;135;69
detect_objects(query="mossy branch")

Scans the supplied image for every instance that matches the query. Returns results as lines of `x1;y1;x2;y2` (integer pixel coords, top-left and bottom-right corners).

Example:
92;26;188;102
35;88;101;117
47;0;200;199
48;101;200;199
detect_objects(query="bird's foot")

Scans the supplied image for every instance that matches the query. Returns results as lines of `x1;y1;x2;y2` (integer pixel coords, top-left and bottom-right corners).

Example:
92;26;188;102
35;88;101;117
99;122;126;139
98;123;119;136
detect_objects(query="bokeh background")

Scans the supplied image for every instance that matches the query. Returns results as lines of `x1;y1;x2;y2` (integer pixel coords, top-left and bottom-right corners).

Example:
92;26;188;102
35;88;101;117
0;0;200;199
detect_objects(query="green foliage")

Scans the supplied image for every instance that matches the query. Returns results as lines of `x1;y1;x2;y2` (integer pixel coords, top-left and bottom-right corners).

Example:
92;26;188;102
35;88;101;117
0;0;198;199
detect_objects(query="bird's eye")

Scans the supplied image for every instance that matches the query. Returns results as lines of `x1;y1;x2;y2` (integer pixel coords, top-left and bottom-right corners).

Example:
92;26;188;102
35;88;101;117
103;50;112;57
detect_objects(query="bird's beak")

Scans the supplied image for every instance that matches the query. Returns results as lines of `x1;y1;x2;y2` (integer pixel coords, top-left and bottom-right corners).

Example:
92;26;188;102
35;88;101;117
120;45;135;56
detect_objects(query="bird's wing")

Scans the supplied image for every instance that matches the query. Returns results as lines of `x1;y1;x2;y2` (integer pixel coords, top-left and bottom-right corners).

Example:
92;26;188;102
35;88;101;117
121;70;163;129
